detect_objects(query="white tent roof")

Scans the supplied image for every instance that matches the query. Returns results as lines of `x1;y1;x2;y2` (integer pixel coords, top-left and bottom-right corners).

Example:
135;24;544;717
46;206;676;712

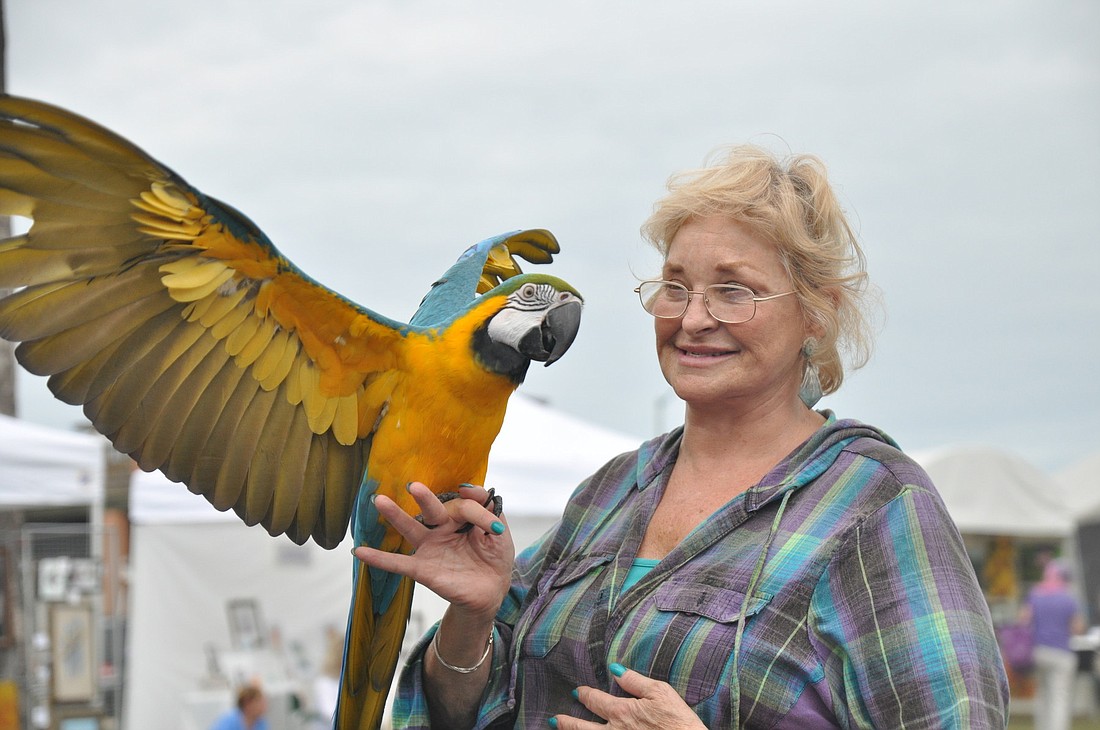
1055;451;1100;520
130;394;641;524
0;413;105;507
912;444;1073;538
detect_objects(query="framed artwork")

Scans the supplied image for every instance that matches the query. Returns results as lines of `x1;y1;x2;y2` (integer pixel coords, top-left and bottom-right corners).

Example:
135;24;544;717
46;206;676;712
49;604;96;703
67;560;100;594
38;557;70;602
226;599;265;650
0;547;13;648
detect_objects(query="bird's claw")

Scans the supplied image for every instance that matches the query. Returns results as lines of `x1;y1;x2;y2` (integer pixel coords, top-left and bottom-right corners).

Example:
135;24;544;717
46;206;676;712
416;487;502;533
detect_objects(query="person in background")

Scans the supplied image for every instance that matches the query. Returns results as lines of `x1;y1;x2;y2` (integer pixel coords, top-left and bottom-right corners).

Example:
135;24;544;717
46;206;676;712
209;684;269;730
1021;559;1086;730
355;144;1010;728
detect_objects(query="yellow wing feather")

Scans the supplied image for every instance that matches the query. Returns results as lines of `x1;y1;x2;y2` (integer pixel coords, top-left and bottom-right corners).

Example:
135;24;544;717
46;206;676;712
260;333;300;392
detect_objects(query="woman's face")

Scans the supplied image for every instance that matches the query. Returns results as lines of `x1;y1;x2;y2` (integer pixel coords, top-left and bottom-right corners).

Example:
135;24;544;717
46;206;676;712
656;216;810;412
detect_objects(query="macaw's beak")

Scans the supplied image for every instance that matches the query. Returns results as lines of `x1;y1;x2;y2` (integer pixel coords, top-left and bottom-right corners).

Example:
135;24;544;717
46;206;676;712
519;298;583;366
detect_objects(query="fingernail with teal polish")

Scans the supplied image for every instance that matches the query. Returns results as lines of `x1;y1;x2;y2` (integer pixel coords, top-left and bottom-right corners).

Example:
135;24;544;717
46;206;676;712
405;481;414;492
609;662;627;677
571;688;579;701
548;718;558;729
490;521;506;535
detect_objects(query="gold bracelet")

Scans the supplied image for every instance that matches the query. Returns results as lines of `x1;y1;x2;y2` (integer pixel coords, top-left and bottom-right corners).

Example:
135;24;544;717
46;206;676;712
431;625;493;674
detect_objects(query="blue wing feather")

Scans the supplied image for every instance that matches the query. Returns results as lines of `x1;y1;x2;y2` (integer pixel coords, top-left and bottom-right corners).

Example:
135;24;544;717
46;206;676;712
409;230;521;327
409;228;559;327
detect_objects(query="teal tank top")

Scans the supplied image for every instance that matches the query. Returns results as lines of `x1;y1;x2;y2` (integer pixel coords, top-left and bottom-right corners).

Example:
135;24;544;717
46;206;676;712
620;558;660;594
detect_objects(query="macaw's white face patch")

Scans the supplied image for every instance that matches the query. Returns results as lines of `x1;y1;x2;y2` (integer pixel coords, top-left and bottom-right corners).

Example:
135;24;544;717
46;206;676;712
486;305;542;346
487;283;560;345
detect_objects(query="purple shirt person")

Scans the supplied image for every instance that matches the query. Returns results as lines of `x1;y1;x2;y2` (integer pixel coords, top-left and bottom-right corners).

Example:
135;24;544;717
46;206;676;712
1023;560;1086;730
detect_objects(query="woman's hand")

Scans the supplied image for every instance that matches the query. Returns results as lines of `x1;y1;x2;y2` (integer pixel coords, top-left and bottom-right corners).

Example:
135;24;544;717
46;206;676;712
553;664;707;730
351;482;515;617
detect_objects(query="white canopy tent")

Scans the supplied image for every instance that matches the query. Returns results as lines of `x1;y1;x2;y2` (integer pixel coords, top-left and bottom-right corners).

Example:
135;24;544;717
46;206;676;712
911;444;1074;538
0;413;105;508
483;394;641;514
124;395;640;730
1056;451;1100;519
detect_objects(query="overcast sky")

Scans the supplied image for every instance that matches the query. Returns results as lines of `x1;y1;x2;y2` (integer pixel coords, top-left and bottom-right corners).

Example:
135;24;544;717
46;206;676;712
5;1;1098;472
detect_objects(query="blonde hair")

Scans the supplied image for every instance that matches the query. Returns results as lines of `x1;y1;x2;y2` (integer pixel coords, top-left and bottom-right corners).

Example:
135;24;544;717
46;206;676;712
641;144;873;394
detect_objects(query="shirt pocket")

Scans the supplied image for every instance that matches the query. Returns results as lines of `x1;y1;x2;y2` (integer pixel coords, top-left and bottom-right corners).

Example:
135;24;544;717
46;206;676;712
520;553;614;659
650;581;771;706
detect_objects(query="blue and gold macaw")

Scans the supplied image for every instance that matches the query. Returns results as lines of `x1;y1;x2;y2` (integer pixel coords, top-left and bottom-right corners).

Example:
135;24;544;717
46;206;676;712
0;96;582;728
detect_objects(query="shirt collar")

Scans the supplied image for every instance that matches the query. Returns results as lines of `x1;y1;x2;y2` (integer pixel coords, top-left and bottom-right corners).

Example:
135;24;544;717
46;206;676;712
632;411;899;511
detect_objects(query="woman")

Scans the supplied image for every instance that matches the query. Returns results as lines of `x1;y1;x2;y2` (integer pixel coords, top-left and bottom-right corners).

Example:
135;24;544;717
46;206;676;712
355;146;1010;728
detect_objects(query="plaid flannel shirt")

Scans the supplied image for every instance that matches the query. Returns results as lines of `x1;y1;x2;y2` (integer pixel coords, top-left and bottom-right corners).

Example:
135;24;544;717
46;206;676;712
392;413;1009;728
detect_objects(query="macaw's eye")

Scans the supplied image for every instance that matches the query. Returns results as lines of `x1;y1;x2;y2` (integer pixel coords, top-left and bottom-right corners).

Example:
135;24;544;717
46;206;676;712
521;283;537;298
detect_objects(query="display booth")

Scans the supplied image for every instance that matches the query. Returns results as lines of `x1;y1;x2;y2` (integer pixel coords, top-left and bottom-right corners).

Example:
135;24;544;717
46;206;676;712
0;414;113;730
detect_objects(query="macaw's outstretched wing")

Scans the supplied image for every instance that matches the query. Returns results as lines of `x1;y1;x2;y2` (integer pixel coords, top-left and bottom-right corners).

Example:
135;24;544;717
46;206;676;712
0;95;413;548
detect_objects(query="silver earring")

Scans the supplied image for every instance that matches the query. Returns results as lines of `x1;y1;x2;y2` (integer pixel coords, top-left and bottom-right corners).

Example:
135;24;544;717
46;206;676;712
799;340;823;408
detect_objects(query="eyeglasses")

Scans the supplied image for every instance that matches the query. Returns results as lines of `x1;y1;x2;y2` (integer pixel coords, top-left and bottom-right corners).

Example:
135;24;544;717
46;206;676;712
634;280;796;324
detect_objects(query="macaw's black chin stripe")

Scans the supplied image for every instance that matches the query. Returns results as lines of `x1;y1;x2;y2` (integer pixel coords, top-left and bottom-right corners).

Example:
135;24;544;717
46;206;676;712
472;323;530;385
518;326;549;361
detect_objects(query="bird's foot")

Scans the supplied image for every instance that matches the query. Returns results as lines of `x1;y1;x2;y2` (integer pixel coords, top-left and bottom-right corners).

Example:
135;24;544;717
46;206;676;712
416;486;503;533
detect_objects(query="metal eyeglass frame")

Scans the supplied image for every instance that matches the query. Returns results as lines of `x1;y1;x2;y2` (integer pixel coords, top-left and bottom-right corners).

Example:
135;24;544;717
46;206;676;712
634;279;797;324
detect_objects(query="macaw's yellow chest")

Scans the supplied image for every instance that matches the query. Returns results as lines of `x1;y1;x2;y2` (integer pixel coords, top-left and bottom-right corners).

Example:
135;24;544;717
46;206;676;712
364;341;516;526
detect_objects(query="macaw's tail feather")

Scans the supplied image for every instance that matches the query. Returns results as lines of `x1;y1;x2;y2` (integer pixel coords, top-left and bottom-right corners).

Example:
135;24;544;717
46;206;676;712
335;566;415;730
